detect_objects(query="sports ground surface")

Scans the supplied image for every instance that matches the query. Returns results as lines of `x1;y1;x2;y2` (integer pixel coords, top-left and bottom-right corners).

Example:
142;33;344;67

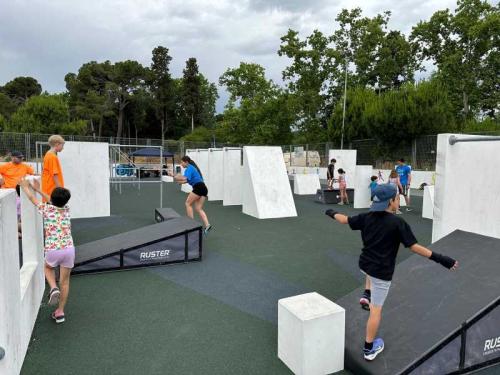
20;183;496;374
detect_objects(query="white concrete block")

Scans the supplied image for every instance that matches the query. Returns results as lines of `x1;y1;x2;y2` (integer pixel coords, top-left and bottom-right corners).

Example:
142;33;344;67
58;141;110;218
242;146;297;219
194;149;209;186
354;165;373;209
0;187;44;375
294;174;321;195
433;134;500;242
207;148;224;201
422;185;434;220
223;148;243;206
278;292;345;375
328;150;357;186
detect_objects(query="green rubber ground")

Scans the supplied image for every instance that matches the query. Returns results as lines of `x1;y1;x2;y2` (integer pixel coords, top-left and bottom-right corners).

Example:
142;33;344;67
22;182;434;375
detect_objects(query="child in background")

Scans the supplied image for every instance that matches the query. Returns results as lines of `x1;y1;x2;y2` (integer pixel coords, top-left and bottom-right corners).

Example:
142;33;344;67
42;135;65;200
327;159;336;190
337;168;349;205
369;176;378;200
20;178;74;324
388;170;403;215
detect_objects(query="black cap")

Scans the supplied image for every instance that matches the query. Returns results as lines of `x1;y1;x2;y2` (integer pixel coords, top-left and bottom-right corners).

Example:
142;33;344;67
11;151;24;158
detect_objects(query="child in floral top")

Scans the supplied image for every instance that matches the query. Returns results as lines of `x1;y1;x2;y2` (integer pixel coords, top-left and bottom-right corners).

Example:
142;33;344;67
20;178;73;324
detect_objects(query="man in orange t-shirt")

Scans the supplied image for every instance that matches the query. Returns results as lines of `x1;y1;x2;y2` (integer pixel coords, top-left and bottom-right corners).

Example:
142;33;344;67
42;135;66;198
0;151;35;189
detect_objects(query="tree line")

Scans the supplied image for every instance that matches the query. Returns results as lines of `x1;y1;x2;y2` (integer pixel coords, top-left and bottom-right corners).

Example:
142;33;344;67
0;0;498;146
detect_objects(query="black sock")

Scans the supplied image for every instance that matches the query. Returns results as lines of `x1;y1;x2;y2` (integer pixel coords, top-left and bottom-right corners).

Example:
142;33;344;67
364;289;371;296
365;341;373;350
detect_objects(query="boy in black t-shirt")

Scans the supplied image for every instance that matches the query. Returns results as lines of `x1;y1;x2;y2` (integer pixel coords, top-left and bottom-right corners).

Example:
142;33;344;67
327;159;336;190
325;184;458;361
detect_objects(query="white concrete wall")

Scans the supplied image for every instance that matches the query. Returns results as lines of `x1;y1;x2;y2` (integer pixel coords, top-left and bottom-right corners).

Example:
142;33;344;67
354;166;373;209
422;185;434;220
287;166;327;180
0;184;44;375
328;150;357;188
207;149;224;201
242;146;297;219
58;141;110;219
293;174;321;195
433;134;500;242
223;148;243;206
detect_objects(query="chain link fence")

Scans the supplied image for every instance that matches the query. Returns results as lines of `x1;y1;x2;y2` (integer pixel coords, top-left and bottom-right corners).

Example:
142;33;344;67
1;131;498;170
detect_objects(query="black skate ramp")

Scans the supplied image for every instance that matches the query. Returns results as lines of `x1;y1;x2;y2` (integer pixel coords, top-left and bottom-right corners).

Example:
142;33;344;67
72;216;202;275
337;230;500;375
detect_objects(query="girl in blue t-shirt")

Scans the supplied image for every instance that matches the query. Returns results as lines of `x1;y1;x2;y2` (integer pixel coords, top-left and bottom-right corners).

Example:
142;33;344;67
172;156;211;234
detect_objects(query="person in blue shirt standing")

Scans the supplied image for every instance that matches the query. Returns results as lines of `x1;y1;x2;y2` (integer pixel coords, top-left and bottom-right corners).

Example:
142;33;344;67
173;155;212;234
396;158;412;212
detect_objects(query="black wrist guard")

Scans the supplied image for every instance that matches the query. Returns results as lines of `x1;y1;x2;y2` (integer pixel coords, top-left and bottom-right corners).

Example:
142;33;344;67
430;252;456;269
325;209;338;218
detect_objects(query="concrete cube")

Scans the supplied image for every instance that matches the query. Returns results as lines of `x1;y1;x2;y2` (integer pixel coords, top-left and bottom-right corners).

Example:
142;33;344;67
278;292;345;375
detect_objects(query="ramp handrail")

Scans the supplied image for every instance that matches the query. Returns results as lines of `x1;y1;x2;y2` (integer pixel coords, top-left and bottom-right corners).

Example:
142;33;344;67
449;135;500;145
401;296;500;374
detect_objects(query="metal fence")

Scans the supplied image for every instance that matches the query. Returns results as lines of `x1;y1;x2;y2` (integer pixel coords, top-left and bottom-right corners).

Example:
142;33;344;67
1;131;498;170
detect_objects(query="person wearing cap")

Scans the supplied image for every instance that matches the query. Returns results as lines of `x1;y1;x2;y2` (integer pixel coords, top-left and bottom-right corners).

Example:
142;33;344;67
0;151;35;189
325;184;458;361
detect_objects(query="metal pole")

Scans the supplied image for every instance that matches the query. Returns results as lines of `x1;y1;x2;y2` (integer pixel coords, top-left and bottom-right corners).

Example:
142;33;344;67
449;135;500;145
341;62;348;150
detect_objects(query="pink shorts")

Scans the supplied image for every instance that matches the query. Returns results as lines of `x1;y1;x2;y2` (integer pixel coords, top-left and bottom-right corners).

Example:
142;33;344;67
45;247;75;269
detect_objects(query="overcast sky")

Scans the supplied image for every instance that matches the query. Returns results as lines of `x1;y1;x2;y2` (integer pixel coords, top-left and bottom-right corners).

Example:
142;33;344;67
0;0;463;112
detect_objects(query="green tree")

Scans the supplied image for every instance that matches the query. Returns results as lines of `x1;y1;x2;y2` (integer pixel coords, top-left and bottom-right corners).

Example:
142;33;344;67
0;92;17;119
181;58;201;133
199;75;218;129
148;46;175;140
411;0;499;120
65;61;114;137
1;76;42;104
6;94;86;134
279;29;334;140
219;62;275;106
108;60;146;139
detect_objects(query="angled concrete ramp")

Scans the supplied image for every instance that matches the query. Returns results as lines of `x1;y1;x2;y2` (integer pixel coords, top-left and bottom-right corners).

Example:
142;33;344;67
337;230;500;375
73;216;202;274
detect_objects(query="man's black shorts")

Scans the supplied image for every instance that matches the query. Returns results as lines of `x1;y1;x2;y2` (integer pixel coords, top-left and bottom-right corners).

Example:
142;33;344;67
192;182;208;197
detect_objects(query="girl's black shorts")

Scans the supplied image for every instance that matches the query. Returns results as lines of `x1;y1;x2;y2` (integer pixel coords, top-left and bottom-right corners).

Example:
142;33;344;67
192;182;208;197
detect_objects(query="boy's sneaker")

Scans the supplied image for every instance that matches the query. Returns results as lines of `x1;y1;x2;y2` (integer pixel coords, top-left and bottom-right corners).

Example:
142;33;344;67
360;290;371;311
203;224;212;235
48;288;60;306
338;202;344;205
364;338;384;361
51;312;65;324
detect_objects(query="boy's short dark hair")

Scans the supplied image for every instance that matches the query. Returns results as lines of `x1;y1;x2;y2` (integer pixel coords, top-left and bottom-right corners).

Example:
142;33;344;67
371;176;378;181
51;187;71;208
398;158;405;163
330;158;336;163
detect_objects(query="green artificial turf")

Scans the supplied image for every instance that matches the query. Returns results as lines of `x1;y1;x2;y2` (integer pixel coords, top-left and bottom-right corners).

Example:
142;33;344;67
22;182;433;375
